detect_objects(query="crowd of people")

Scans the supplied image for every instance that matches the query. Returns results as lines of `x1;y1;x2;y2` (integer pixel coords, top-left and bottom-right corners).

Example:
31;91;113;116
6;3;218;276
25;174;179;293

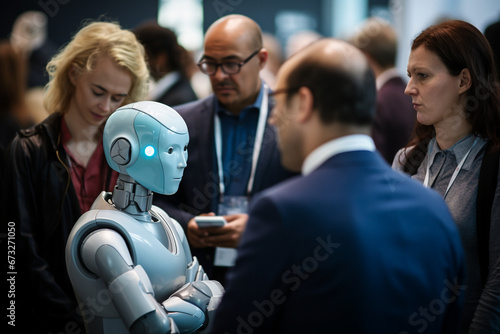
1;8;499;334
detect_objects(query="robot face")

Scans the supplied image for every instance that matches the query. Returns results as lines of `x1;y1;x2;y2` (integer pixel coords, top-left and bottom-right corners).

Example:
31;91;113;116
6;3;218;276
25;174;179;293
104;101;189;195
157;128;189;195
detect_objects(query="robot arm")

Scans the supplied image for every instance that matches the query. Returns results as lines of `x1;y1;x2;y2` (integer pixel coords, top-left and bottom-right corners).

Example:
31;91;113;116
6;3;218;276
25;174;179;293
162;280;224;333
167;217;225;332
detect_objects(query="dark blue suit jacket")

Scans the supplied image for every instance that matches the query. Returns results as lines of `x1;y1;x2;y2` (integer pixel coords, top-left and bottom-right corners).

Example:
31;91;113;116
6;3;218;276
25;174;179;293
210;150;465;334
154;93;296;277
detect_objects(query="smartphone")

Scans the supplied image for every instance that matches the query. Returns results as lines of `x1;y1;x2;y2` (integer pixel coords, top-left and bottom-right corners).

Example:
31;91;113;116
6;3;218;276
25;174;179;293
194;216;227;228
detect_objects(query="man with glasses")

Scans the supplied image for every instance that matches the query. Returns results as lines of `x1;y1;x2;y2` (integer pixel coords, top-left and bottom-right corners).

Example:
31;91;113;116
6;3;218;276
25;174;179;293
154;14;296;285
209;38;465;333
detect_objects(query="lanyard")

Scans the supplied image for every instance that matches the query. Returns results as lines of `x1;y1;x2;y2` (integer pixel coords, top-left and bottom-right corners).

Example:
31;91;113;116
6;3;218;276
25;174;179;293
423;137;479;198
214;84;269;199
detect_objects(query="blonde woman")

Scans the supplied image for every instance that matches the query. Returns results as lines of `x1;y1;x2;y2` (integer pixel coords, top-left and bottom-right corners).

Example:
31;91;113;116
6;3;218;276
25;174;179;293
3;21;149;333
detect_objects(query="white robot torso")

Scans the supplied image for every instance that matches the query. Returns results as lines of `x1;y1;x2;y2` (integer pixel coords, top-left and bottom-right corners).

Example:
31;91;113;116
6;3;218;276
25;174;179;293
66;192;216;333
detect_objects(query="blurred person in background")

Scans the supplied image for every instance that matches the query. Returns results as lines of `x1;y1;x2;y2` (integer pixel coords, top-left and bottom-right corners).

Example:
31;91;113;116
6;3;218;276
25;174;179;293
134;20;198;107
484;14;500;79
285;29;322;59
10;10;58;124
349;17;416;164
260;32;284;89
0;39;29;154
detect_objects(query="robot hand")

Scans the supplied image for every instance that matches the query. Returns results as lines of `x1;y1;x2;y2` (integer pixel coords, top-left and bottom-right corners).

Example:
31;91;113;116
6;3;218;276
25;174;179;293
162;280;224;333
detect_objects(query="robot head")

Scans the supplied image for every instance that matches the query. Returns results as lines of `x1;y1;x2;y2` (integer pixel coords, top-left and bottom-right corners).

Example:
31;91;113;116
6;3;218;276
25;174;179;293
103;101;189;195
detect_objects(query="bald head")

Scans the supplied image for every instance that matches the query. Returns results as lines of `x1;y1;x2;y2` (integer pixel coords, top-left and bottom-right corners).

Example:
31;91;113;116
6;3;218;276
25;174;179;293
278;38;376;126
206;14;262;51
287;39;370;83
200;14;267;114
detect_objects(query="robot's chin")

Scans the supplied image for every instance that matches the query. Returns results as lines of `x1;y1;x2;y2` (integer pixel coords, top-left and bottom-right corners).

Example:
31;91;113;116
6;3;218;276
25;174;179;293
161;180;181;195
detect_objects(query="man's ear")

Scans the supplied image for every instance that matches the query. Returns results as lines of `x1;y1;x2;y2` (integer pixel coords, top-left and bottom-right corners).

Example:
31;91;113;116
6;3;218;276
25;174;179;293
257;48;269;70
458;68;472;94
296;86;314;123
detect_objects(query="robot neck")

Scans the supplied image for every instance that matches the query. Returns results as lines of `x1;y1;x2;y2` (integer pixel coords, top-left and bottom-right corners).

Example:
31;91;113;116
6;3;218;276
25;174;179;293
112;173;153;221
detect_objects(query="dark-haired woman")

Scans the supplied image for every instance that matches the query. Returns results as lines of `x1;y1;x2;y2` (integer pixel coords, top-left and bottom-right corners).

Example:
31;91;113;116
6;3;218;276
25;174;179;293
393;20;500;333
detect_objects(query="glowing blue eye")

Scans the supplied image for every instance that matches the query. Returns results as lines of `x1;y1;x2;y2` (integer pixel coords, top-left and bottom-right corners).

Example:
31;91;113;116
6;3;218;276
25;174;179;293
145;145;155;157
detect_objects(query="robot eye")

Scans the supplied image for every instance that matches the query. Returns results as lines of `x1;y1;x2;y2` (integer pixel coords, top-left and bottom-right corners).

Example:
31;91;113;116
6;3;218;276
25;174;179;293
184;145;188;151
167;147;174;154
144;145;155;157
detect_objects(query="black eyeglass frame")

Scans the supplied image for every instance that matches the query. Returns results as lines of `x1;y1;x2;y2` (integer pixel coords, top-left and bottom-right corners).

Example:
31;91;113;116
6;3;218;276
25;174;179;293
197;49;261;75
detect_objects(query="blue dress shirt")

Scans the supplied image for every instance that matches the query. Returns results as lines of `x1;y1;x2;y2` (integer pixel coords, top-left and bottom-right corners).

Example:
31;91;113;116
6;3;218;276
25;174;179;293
214;85;264;197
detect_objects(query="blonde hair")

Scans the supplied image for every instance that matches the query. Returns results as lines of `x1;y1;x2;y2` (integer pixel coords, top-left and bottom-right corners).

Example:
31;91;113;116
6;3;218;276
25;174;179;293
44;21;149;114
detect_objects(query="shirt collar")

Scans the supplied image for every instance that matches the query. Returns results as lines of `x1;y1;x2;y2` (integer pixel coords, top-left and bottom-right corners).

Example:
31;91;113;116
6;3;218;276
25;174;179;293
376;68;402;90
150;71;181;101
302;134;376;175
427;134;487;170
216;83;265;116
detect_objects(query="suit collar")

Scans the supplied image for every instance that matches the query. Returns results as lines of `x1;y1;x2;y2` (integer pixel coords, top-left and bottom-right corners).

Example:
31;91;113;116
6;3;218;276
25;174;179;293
150;71;181;100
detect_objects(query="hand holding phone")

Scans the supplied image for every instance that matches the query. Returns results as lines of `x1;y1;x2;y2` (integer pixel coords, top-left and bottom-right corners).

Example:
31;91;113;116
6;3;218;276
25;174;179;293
194;216;227;228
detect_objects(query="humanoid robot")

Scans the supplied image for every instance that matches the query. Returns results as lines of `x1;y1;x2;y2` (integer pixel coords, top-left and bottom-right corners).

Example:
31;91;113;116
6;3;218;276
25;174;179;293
66;101;224;334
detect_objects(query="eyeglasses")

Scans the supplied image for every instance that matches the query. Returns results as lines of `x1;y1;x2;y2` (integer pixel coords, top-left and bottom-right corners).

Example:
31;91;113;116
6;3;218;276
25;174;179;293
197;49;261;75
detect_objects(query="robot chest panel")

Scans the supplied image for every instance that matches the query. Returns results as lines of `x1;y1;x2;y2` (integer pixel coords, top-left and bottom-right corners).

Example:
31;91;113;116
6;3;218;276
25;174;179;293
129;220;188;299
